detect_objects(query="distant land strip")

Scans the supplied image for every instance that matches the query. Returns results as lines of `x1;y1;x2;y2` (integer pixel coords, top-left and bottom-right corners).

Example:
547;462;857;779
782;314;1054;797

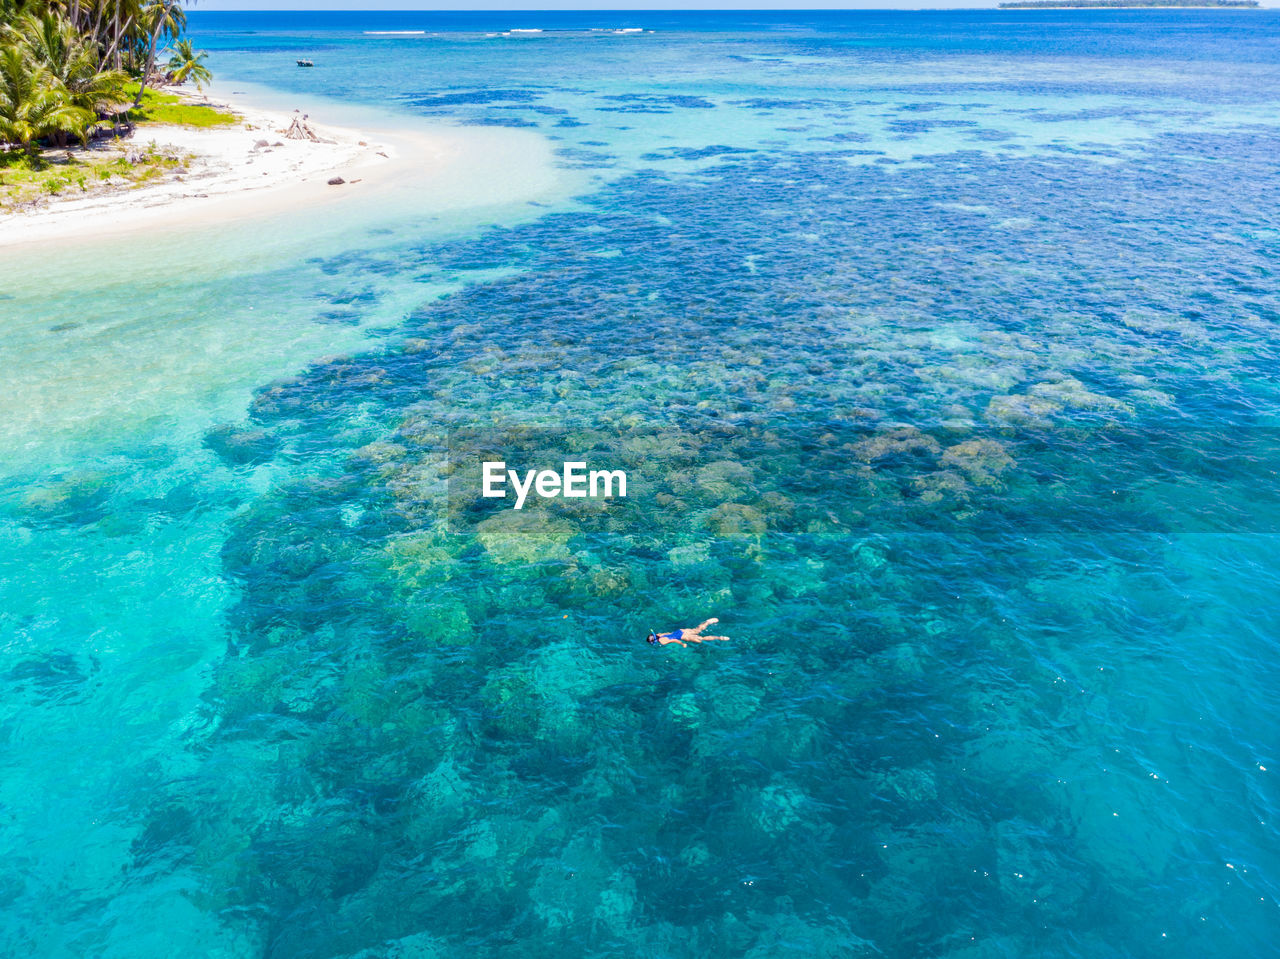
999;0;1258;8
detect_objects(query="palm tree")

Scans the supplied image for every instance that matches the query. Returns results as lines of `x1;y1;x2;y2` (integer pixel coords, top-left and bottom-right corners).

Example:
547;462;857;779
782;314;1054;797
93;0;145;73
0;46;91;158
11;10;128;141
165;37;209;91
132;0;186;106
1;1;207;143
0;0;39;30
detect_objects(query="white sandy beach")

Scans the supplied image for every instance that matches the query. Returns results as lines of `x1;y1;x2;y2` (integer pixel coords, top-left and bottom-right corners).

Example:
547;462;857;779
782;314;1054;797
0;89;428;250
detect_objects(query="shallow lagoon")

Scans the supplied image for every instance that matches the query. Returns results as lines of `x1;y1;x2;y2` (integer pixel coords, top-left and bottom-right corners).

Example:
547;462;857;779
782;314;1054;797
1;11;1279;959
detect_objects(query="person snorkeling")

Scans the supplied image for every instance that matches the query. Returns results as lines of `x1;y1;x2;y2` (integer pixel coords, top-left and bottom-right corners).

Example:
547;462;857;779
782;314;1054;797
646;618;729;648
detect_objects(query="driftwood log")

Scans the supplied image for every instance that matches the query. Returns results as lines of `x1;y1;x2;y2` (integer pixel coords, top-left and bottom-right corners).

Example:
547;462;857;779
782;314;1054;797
284;111;319;141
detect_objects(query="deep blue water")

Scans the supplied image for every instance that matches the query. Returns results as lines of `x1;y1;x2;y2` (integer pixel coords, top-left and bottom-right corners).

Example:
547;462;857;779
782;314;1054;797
3;10;1280;959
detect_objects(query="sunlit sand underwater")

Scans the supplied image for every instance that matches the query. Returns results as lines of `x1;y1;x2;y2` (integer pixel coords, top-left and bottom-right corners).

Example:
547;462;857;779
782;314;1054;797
1;11;1279;959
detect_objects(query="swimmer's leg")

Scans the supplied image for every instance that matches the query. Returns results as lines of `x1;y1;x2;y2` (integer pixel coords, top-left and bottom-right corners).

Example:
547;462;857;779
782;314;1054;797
695;618;720;631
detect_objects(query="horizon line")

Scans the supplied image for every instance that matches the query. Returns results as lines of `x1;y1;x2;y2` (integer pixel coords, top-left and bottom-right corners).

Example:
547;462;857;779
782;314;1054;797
189;4;1277;10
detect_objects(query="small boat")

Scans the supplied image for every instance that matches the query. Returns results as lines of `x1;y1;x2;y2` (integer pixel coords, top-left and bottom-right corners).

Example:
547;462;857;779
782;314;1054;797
296;59;314;67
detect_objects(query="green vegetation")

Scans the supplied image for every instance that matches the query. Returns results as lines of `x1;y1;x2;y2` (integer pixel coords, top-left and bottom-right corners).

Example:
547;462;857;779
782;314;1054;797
1000;0;1257;7
128;84;235;127
1;1;211;160
0;139;192;212
166;37;209;91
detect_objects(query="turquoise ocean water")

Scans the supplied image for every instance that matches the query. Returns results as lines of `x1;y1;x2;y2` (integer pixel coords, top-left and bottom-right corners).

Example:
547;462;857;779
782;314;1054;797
2;10;1279;958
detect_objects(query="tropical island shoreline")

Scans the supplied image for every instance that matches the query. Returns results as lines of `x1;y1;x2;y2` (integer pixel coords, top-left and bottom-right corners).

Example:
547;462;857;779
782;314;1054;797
0;84;414;250
1;1;420;248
